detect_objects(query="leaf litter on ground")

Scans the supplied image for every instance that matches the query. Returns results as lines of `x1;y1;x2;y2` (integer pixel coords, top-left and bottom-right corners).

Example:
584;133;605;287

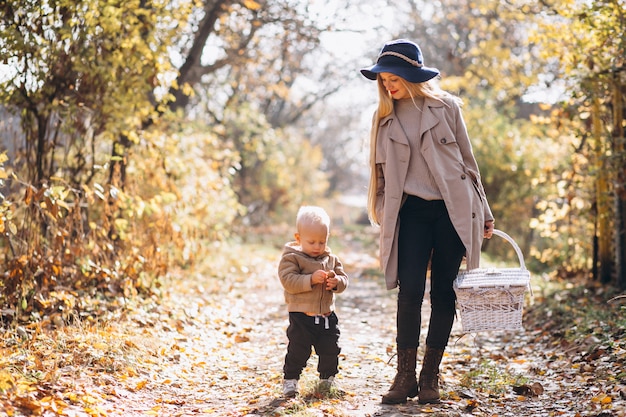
0;225;625;416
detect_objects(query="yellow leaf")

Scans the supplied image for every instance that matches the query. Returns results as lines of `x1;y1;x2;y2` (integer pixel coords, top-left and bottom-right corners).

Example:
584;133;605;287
82;394;99;405
145;405;160;415
124;366;138;377
93;342;108;350
242;0;261;10
592;394;612;404
0;370;15;391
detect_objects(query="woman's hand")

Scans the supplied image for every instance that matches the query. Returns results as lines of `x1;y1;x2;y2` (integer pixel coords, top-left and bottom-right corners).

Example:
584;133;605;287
484;220;495;238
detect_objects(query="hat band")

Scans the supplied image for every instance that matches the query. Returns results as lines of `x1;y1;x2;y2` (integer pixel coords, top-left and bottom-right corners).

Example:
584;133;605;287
378;51;423;68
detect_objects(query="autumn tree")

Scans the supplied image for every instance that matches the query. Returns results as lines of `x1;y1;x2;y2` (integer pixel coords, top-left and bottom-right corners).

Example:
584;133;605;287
530;0;626;287
0;0;198;318
0;0;191;186
169;0;365;221
0;0;369;317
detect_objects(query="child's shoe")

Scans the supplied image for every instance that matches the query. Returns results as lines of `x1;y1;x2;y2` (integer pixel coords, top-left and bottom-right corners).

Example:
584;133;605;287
318;375;335;392
282;379;298;397
319;376;344;394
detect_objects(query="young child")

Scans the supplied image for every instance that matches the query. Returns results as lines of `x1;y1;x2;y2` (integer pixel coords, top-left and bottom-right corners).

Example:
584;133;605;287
278;206;349;397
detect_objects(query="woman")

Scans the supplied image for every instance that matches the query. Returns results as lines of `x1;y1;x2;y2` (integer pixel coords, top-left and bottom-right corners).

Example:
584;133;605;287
360;39;494;404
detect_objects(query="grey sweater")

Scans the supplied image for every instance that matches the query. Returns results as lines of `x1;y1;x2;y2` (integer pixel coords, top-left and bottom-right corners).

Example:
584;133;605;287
393;97;442;200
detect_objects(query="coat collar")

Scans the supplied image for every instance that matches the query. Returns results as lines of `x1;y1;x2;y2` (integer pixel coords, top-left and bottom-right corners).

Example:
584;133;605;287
379;96;444;139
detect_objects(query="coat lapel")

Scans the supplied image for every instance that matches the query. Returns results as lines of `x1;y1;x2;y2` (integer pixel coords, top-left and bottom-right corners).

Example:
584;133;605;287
379;97;444;145
419;97;443;139
379;112;410;146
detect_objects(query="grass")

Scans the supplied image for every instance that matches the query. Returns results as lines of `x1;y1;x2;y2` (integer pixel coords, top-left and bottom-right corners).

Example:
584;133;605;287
459;359;530;396
526;276;626;349
271;382;350;417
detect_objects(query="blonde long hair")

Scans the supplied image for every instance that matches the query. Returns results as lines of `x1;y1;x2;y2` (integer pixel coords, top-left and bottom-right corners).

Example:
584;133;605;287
366;76;462;225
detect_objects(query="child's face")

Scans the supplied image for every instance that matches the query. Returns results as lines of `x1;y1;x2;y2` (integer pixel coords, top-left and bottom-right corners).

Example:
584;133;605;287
295;223;329;258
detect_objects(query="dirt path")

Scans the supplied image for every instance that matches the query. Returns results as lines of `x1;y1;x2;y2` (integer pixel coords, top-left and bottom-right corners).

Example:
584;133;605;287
89;240;624;417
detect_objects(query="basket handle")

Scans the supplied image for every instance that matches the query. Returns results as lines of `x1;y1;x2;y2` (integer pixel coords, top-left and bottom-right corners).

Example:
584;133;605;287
491;229;527;270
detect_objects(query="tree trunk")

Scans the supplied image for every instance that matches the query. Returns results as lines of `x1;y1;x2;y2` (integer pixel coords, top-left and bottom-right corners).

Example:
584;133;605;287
592;95;614;283
168;0;234;113
612;75;626;289
109;134;131;189
36;113;47;186
617;197;625;289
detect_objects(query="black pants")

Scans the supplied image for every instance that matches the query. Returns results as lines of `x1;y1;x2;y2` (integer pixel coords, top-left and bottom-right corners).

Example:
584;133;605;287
283;312;341;380
396;195;466;350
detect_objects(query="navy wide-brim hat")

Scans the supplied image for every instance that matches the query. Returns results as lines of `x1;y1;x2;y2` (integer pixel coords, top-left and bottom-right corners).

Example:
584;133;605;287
360;39;440;83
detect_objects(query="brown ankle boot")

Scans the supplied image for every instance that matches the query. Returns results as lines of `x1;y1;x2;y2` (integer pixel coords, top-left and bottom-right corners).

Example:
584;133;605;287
381;348;418;404
418;346;445;404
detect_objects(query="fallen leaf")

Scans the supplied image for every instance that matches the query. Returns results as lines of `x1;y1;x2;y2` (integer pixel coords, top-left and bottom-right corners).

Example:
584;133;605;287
0;370;15;391
133;380;148;391
512;382;544;397
591;394;612;404
464;399;479;411
234;334;249;343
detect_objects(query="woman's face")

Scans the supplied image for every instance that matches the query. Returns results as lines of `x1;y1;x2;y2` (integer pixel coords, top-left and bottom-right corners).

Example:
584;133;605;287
380;72;409;99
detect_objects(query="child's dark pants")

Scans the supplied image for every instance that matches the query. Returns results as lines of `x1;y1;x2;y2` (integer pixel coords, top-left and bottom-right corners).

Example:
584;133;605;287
283;312;341;380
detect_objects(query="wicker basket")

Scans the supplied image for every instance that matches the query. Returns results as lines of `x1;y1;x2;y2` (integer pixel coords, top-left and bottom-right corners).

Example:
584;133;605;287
454;229;531;332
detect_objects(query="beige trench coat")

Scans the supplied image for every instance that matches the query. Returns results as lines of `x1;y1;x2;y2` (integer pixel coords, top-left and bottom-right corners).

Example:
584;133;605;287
373;96;494;290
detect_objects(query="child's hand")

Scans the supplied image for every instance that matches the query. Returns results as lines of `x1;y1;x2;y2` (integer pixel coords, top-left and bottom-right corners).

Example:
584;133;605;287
311;269;327;285
325;270;338;291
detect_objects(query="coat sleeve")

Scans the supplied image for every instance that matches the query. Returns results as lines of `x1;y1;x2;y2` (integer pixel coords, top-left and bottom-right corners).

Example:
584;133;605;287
278;254;313;294
330;255;348;294
372;112;386;224
375;163;385;223
452;102;494;222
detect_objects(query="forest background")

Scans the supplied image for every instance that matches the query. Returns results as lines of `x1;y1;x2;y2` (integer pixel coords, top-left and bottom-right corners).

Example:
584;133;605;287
0;0;626;416
0;0;625;413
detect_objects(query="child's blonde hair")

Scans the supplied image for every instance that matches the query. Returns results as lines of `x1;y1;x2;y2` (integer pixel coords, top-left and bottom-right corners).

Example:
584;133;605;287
296;206;331;231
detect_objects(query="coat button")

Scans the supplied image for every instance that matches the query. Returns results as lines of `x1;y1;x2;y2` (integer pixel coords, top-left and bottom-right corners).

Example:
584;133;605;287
472;213;476;218
461;174;466;180
440;138;447;144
